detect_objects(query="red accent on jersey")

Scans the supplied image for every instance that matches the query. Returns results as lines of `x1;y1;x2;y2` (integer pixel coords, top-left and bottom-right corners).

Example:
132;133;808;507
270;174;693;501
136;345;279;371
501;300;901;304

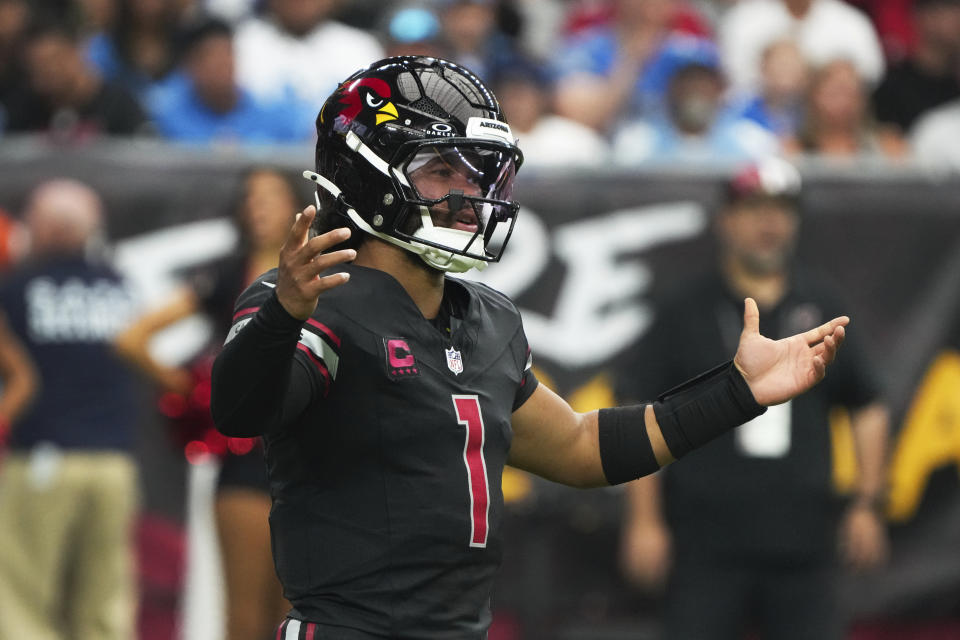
387;339;415;368
306;318;341;348
297;343;331;394
453;395;489;547
232;306;260;322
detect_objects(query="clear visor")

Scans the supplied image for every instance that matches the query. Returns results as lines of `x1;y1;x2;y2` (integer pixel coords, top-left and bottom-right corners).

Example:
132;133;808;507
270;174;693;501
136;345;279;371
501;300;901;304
403;143;518;238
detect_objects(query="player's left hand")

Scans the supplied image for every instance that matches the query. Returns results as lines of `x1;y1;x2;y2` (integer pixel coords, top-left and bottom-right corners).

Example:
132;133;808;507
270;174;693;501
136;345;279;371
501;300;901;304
276;205;355;320
734;298;848;406
840;502;889;571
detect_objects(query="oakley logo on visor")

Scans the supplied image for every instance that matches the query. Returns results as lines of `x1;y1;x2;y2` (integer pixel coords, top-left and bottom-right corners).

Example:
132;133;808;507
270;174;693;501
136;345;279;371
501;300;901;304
466;117;514;144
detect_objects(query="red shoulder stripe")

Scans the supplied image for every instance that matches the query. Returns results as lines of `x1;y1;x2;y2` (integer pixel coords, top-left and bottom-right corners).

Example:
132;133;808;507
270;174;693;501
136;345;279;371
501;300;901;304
232;306;260;322
296;343;331;396
306;318;341;349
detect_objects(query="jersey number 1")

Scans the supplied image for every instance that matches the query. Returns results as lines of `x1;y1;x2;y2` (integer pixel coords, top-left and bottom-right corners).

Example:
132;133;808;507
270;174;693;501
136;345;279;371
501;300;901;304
452;395;490;548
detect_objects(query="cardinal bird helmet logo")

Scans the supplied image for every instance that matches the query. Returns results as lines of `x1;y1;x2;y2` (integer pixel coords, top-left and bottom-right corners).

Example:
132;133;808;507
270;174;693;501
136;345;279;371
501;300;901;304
333;77;398;128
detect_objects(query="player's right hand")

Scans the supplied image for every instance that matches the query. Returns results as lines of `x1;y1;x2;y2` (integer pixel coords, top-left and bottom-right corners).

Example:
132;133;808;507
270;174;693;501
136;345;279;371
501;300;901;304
276;205;356;320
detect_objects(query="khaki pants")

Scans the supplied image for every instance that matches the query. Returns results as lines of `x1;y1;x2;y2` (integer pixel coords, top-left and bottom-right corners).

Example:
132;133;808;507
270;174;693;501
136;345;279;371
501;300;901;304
0;450;137;640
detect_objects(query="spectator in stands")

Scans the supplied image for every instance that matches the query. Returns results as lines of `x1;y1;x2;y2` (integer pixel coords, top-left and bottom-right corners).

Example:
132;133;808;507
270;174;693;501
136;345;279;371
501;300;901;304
687;0;739;25
85;0;186;99
493;60;611;168
719;0;885;94
910;97;960;169
201;0;259;25
511;0;566;61
872;0;960;137
731;38;809;139
617;158;890;640
382;5;443;58
561;0;712;39
0;0;30;132
116;167;298;640
786;59;906;159
74;0;115;33
149;18;305;144
434;0;520;83
234;0;383;134
4;17;150;138
846;0;916;61
612;61;779;164
553;0;718;132
0;178;139;640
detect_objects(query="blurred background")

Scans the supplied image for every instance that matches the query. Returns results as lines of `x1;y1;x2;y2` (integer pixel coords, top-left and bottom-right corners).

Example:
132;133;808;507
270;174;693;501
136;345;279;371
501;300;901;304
0;0;959;639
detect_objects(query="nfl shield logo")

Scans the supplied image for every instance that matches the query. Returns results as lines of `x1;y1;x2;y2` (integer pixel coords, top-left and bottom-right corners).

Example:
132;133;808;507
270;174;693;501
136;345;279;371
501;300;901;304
445;347;464;375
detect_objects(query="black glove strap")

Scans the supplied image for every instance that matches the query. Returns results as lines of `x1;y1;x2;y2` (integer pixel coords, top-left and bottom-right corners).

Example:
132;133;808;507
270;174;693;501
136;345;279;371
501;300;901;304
652;361;766;459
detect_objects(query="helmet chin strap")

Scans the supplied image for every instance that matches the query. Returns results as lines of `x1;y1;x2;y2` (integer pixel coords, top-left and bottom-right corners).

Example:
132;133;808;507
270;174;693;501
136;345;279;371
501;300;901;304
302;170;487;273
412;206;487;273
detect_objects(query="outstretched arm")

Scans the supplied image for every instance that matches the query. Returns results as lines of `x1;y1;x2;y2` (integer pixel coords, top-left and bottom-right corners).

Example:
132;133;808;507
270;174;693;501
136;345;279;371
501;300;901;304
509;298;848;487
509;387;671;487
211;206;355;437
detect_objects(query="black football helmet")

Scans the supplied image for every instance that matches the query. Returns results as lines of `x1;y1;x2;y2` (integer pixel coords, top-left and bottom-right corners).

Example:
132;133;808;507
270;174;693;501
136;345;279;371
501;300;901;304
303;56;523;273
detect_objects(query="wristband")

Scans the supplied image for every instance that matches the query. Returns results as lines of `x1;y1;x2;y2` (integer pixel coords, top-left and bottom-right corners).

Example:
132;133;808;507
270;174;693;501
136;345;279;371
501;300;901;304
597;404;659;485
254;292;307;336
652;361;766;459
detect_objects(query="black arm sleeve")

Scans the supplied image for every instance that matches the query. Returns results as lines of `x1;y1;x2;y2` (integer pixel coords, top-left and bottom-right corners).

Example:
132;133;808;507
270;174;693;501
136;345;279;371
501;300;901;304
211;292;314;437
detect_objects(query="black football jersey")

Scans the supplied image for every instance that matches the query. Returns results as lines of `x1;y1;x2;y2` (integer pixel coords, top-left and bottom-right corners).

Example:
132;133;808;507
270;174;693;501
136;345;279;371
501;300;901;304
224;264;538;638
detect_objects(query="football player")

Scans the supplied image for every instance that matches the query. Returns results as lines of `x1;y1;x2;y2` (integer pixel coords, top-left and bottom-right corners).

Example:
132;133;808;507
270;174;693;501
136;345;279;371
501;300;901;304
211;57;848;639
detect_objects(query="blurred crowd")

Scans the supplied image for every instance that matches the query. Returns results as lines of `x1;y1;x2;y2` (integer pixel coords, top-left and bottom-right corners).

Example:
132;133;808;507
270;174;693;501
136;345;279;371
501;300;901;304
1;0;960;167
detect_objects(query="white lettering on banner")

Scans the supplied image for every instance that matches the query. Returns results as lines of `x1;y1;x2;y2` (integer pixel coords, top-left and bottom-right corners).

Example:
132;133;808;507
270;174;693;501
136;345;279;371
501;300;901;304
459;206;550;297
114;218;238;303
472;203;707;367
116;205;705;369
26;277;133;343
113;218;238;365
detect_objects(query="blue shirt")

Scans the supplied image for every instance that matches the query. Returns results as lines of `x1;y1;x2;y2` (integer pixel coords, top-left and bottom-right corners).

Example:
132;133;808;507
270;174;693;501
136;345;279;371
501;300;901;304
553;27;719;119
0;255;139;452
613;110;779;165
85;32;169;100
731;94;800;137
148;73;308;144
